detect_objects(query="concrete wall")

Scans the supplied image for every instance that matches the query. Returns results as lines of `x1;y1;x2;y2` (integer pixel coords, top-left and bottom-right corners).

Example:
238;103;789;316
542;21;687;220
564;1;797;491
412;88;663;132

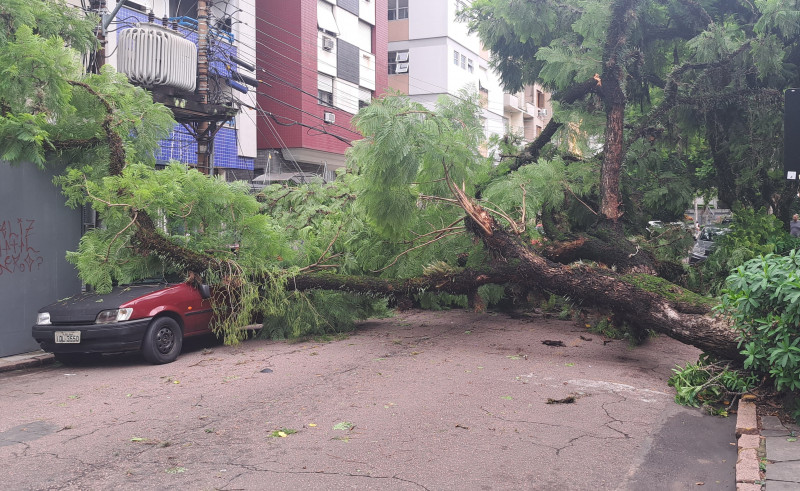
0;162;82;357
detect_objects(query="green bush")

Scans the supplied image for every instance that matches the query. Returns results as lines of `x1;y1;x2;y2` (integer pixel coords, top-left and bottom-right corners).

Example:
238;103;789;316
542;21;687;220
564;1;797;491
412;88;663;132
718;251;800;396
668;355;758;416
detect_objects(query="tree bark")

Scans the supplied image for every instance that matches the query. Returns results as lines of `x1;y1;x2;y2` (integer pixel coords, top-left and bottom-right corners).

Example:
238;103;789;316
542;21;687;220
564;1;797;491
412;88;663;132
598;0;640;225
462;213;742;360
288;203;741;363
540;234;657;274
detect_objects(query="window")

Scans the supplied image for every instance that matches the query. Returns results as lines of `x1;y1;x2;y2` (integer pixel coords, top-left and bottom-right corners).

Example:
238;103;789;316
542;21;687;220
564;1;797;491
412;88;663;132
338;0;359;16
318;90;333;106
388;0;409;20
318;73;333;107
169;0;196;18
461;54;466;69
467;58;473;73
453;50;459;65
359;87;372;109
536;90;545;108
388;50;409;74
318;2;340;36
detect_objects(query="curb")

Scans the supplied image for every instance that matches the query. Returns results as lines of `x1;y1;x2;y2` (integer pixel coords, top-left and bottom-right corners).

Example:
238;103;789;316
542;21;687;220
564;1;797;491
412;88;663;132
736;396;764;490
0;352;55;374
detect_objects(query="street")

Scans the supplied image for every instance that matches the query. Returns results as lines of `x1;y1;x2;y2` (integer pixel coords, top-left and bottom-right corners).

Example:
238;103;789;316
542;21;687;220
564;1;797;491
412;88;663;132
1;310;736;490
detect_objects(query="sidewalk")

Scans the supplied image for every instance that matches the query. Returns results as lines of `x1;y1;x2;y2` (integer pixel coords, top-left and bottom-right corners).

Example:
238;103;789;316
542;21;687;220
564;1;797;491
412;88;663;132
0;350;54;374
736;397;800;490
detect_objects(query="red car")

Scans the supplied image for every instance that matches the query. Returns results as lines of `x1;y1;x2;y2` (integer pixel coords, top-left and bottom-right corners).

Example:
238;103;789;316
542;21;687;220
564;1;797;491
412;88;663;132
32;281;214;364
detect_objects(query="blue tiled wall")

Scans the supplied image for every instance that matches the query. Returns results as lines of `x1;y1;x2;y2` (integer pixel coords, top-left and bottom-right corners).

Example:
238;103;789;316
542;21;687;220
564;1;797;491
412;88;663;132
118;8;252;170
155;126;254;170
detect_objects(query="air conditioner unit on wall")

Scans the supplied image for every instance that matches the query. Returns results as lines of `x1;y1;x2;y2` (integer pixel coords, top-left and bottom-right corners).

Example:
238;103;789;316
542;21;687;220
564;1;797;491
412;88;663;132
322;36;334;52
324;111;336;124
538;108;548;117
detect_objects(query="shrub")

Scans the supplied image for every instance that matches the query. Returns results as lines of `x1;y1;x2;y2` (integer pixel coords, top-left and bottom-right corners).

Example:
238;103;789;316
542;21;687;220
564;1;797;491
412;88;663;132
718;252;800;394
668;355;758;416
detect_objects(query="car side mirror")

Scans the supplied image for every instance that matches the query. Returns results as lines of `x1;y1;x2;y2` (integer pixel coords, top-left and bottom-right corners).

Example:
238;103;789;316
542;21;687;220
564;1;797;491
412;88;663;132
198;284;211;299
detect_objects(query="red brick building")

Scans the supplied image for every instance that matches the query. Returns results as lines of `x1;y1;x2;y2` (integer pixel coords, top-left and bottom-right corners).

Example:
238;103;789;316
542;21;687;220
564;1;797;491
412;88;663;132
256;0;388;182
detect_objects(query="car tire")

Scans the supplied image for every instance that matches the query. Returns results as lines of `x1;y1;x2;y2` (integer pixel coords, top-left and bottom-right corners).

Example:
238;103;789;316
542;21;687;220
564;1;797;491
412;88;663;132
53;352;101;365
141;317;183;364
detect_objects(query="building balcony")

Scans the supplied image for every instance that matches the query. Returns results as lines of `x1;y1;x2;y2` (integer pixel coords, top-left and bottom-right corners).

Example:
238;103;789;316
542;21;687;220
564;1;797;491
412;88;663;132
503;93;520;112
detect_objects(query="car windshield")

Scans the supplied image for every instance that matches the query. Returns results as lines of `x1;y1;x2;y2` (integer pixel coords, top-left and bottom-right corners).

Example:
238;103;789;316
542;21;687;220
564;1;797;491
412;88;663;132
699;227;727;242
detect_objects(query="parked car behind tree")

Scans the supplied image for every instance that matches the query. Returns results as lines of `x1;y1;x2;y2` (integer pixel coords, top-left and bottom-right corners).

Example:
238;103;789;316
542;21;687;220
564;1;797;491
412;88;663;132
688;226;729;264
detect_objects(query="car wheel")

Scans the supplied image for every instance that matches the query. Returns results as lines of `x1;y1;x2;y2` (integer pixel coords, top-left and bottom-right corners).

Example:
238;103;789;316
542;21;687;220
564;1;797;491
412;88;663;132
53;352;100;366
141;317;183;364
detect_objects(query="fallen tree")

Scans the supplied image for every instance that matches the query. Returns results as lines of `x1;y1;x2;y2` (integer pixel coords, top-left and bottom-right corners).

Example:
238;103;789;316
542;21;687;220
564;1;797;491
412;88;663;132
7;0;800;369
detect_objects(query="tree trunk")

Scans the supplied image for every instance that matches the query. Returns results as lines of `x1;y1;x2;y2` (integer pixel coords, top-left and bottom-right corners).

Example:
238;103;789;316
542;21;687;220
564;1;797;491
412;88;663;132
464;215;742;360
291;213;742;362
598;0;640;226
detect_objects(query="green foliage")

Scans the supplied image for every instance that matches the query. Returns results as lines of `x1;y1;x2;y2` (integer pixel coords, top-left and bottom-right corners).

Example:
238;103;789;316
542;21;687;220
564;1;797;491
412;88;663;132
692;208;798;294
668;356;758;416
0;1;175;175
269;428;297;438
260;289;388;341
539;293;576;320
416;291;468;310
0;24;82;115
0;113;50;165
477;284;506;306
718;251;800;394
638;223;696;263
60;163;288;292
0;0;98;51
463;0;800;223
350;92;488;240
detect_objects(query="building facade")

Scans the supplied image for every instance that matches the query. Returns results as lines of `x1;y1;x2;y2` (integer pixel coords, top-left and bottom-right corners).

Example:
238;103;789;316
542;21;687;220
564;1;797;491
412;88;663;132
71;0;260;181
254;0;388;182
387;0;551;154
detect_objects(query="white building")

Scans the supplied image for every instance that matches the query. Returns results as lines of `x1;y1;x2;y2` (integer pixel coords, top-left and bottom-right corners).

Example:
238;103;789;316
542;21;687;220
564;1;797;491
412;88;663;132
387;0;551;154
68;0;259;178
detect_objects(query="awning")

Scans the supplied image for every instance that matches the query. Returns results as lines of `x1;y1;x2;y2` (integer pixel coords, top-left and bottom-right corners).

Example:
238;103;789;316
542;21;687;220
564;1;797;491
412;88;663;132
252;172;322;184
317;1;339;36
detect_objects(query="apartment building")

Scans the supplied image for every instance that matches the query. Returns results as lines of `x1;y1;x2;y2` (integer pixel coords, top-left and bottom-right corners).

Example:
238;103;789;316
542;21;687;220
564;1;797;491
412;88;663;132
387;0;551;154
254;0;388;183
89;0;260;180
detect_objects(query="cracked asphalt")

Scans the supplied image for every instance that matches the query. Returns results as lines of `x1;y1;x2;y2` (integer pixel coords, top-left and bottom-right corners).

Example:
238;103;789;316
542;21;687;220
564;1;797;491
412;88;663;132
0;309;736;490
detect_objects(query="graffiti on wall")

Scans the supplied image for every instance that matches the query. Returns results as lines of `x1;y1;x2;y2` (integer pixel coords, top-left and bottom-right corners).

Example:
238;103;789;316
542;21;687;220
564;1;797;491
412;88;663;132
0;219;44;275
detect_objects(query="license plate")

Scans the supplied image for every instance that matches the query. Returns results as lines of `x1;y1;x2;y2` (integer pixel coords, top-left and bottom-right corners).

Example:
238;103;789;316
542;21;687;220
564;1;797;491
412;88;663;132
55;331;81;343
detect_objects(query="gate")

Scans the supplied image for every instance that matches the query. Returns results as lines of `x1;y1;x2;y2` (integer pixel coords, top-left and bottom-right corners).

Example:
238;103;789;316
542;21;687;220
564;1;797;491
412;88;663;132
0;162;81;357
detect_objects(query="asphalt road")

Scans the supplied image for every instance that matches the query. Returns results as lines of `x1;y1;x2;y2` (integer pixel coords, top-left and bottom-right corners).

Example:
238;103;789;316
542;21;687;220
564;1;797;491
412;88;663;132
0;309;736;490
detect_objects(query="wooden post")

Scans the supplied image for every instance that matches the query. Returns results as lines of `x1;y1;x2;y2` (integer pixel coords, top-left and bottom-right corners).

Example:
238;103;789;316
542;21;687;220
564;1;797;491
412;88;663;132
196;0;211;175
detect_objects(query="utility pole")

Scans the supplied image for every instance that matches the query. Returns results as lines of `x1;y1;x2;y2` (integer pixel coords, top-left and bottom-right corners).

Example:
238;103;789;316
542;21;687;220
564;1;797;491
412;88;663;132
90;0;107;72
196;0;212;175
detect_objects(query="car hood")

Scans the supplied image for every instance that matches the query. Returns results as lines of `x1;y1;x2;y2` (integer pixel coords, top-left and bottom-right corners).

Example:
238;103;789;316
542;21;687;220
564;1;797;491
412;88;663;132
40;283;171;324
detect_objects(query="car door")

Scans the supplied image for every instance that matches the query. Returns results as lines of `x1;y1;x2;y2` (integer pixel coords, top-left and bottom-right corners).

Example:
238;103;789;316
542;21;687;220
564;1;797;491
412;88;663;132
179;284;214;335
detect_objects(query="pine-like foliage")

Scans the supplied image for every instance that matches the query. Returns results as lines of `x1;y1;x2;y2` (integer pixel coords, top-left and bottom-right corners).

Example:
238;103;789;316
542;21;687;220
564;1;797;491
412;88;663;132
350;92;488;240
462;0;800;226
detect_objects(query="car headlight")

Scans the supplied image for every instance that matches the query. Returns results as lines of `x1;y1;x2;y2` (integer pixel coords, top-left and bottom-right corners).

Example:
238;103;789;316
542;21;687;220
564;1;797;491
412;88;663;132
95;308;134;324
36;312;51;325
